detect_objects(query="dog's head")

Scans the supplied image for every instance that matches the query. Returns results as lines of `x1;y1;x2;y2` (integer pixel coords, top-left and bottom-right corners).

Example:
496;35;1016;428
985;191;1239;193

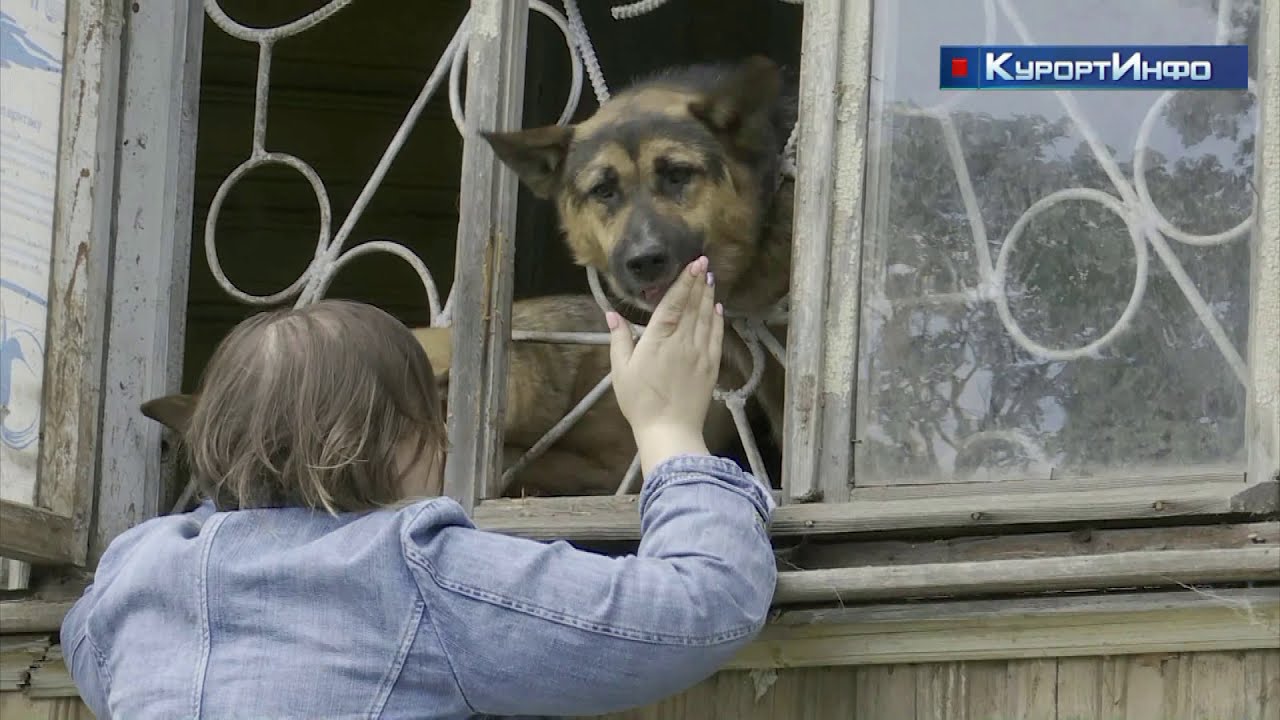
482;56;790;311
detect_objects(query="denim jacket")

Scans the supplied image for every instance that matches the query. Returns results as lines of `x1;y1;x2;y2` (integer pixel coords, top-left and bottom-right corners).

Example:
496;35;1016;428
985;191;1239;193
61;454;778;719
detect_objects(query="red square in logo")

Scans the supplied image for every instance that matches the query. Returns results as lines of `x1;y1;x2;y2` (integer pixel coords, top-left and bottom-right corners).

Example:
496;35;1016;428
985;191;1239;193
951;57;969;78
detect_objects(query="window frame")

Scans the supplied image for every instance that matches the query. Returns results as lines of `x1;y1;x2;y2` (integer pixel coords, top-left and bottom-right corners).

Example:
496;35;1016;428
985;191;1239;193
0;0;203;577
0;0;122;571
468;0;1279;536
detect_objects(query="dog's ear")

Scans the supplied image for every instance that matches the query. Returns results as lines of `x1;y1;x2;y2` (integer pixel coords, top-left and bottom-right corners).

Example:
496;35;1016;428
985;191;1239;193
481;125;573;200
140;394;198;435
688;55;782;143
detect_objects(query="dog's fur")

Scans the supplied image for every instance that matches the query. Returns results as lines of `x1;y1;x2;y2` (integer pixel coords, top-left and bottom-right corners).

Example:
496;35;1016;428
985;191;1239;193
483;55;796;450
140;296;717;498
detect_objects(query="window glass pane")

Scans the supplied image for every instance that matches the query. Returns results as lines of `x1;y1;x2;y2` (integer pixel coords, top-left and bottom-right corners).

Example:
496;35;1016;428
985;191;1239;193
856;0;1261;485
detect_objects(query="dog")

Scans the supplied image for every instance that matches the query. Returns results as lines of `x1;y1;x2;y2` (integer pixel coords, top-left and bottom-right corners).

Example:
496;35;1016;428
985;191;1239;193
140;295;736;499
482;55;796;454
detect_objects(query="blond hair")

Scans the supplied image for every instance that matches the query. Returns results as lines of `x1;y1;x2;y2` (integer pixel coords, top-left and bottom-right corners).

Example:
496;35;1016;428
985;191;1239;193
186;299;446;513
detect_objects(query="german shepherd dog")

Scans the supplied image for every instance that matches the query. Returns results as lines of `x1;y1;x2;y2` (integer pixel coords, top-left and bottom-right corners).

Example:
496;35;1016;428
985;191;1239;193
483;55;796;458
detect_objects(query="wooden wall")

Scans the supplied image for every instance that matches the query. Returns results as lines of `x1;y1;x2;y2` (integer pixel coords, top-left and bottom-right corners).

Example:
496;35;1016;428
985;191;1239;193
602;651;1280;719
3;650;1275;719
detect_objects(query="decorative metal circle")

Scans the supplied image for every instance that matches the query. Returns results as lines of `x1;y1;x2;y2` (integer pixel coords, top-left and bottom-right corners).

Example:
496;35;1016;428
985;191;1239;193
1132;81;1258;247
991;188;1149;361
203;0;356;43
204;152;333;305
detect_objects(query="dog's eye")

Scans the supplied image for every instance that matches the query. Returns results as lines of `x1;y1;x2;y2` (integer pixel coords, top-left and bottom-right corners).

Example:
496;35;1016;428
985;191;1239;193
589;180;618;203
658;164;697;194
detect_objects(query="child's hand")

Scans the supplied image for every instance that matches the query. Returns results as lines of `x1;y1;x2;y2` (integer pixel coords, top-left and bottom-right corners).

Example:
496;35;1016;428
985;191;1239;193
605;256;724;475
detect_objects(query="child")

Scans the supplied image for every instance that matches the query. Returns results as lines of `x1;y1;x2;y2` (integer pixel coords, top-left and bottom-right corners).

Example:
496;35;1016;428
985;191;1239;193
61;256;777;719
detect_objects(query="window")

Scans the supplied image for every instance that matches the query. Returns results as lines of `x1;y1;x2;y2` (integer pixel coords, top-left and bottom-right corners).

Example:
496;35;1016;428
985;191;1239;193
1;0;202;636
856;0;1263;488
0;0;101;581
774;0;1276;522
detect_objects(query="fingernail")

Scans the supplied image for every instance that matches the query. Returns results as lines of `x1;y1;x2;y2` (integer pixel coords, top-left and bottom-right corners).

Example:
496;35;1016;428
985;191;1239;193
706;271;715;287
605;311;619;329
715;303;724;316
687;259;699;276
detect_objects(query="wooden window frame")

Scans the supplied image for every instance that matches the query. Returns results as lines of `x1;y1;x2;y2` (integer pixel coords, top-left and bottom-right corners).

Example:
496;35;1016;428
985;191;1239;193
0;0;201;590
0;0;122;570
464;0;1278;538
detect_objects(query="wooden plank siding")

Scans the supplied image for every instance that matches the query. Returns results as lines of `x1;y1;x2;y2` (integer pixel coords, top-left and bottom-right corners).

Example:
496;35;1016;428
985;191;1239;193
3;650;1275;719
604;651;1280;720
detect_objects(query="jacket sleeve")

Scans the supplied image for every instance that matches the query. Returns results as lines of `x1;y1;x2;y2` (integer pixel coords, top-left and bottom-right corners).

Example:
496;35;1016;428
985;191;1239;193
400;454;778;717
60;585;111;719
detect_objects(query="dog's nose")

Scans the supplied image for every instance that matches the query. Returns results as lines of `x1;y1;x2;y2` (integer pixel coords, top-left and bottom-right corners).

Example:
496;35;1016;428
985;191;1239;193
623;249;672;284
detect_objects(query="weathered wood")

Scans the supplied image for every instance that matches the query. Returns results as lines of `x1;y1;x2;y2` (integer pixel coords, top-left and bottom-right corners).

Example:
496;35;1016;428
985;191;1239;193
781;0;843;503
25;0;126;571
1120;654;1172;720
0;600;77;635
0;694;93;720
591;652;1279;720
1248;0;1280;488
10;637;1280;715
1054;656;1105;719
1004;658;1058;719
471;476;1273;542
767;587;1280;628
92;0;205;562
1183;651;1256;719
849;468;1247;499
773;546;1280;605
1232;479;1280;513
1248;649;1280;720
729;588;1280;669
811;0;874;506
442;0;529;511
793;521;1280;570
0;635;51;691
914;662;963;719
855;664;915;718
0;567;89;634
0;502;76;566
24;645;74;700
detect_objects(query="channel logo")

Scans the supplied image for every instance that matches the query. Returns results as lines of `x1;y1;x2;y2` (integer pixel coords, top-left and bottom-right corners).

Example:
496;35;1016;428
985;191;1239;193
940;45;1249;90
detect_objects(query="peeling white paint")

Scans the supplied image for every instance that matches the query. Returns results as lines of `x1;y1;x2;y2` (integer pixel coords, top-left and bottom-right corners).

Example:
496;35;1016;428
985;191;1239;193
1247;0;1280;482
749;667;778;701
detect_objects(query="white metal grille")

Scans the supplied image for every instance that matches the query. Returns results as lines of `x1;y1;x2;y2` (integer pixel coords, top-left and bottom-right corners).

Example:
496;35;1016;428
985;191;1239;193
198;0;798;502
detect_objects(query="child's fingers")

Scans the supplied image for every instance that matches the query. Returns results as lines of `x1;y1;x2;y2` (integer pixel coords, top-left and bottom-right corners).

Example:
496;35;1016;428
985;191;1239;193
692;268;717;348
708;303;725;369
605;311;635;373
650;257;704;332
676;257;709;337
